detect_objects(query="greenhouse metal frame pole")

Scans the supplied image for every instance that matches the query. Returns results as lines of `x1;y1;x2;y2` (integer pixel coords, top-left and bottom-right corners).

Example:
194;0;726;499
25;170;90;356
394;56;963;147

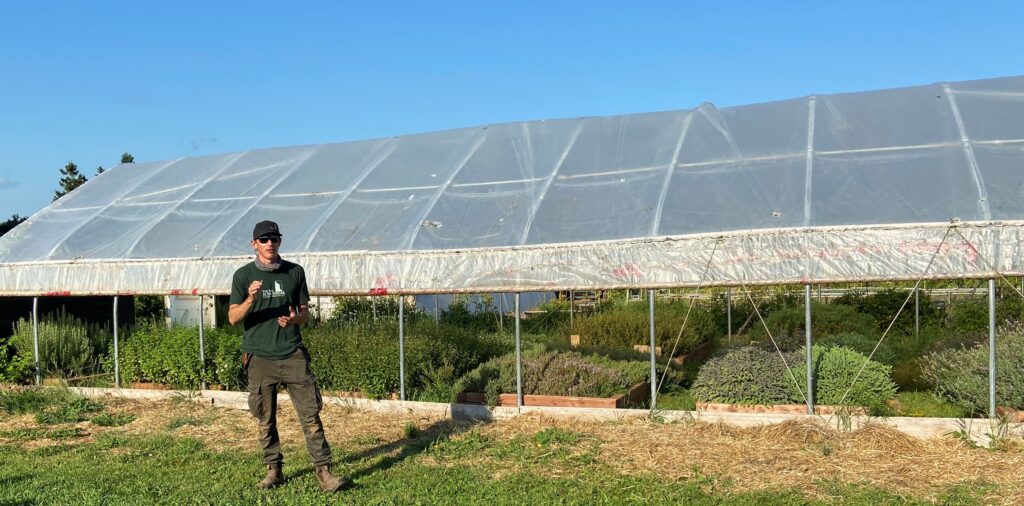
515;292;522;409
434;294;439;324
113;296;120;388
805;285;814;415
988;279;996;419
199;295;206;390
498;294;504;333
32;297;40;386
914;287;920;337
726;288;732;340
648;289;657;410
399;300;406;401
569;290;574;330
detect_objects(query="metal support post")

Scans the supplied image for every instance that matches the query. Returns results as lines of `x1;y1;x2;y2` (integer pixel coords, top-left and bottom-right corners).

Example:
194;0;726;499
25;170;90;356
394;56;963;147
914;286;920;337
32;297;40;386
569;290;574;330
199;295;206;390
372;297;377;321
515;293;523;408
399;300;406;401
726;288;732;340
648;289;657;410
805;285;814;415
113;296;120;388
498;294;504;333
989;279;997;419
434;294;440;324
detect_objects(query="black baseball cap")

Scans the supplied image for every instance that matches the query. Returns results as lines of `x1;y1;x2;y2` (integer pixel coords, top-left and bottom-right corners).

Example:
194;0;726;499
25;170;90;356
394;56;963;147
252;220;282;240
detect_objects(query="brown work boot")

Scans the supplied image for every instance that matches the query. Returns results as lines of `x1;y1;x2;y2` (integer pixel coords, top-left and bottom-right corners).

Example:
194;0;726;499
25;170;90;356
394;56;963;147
257;463;284;489
315;464;349;492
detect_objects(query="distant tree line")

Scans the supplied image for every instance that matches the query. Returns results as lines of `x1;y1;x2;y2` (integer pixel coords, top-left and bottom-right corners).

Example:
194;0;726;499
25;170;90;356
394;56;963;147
1;151;136;238
53;151;135;201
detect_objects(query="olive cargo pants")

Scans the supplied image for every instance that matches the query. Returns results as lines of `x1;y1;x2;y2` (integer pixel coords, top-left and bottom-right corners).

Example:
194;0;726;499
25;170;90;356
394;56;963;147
246;347;332;467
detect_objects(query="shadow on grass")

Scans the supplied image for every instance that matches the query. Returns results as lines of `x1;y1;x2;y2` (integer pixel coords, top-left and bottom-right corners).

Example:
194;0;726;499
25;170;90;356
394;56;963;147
351;418;485;481
289;417;486;489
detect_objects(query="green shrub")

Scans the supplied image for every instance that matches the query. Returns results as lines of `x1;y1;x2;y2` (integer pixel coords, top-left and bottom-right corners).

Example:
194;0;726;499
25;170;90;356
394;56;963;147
306;319;512;399
11;310;114;378
0;344;32;384
573;300;717;357
920;325;1024;412
209;330;244;391
789;345;897;413
692;344;897;411
438;295;510;334
946;299;990;335
454;348;650;406
748;303;877;349
328;296;412;325
835;289;942;335
818;332;897;365
692;347;801;406
106;321;242;389
945;295;1024;336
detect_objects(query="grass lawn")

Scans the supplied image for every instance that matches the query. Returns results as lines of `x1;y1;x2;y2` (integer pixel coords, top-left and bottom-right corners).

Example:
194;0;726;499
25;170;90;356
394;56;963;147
0;387;1021;505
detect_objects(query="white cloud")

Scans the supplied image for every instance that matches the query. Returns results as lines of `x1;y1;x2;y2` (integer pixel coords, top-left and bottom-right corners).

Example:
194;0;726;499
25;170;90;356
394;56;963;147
0;178;17;189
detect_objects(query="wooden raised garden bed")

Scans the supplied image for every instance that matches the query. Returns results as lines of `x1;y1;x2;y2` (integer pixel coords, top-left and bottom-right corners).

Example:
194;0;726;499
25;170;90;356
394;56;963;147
458;382;649;409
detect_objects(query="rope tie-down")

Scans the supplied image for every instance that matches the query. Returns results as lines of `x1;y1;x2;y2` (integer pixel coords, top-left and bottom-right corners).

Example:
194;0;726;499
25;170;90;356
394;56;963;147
825;224;955;426
654;239;722;402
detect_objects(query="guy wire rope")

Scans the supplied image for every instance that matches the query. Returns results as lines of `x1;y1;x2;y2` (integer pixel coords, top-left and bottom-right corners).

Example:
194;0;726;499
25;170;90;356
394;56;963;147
827;224;954;425
951;226;1024;299
739;283;811;407
655;239;722;395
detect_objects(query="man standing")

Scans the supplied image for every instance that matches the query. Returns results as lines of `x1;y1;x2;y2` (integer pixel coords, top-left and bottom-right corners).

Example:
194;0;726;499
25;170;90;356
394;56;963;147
228;220;347;492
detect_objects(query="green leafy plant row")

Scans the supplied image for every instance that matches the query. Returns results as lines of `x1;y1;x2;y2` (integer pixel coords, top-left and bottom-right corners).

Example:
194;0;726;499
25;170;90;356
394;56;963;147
105;320;244;390
454;346;653;407
920;323;1024;412
691;344;896;412
305;319;512;400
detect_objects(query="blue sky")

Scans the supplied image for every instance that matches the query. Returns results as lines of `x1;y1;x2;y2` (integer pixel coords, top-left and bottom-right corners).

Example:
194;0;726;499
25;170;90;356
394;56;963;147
1;1;1021;218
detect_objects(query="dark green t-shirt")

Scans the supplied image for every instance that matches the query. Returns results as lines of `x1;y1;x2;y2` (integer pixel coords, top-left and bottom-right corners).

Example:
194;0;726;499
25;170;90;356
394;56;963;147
229;259;310;360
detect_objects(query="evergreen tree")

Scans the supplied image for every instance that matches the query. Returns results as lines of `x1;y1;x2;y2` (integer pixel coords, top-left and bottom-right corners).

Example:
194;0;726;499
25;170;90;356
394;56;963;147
120;152;135;164
53;161;87;201
0;214;26;236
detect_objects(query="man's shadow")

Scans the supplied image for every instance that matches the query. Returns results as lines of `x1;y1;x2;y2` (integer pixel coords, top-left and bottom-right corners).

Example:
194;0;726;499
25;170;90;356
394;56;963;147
288;414;489;488
345;418;485;481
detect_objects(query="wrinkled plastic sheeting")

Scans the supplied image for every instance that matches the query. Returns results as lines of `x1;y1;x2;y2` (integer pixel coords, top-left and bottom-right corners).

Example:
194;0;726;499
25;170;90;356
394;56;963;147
2;76;1024;294
0;222;1020;295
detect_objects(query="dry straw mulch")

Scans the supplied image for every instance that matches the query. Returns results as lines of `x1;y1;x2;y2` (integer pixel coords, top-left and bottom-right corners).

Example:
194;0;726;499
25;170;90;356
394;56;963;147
3;394;1024;503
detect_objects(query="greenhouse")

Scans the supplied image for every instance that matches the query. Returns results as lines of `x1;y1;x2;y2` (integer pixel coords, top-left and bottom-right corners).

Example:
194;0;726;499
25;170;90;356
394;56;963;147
2;75;1023;417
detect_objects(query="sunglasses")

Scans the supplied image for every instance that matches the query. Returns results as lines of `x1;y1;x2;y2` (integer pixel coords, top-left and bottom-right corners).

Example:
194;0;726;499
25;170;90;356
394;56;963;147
256;236;281;244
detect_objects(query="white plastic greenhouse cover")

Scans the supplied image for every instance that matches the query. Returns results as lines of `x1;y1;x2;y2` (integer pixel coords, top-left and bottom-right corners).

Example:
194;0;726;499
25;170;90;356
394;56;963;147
2;76;1024;296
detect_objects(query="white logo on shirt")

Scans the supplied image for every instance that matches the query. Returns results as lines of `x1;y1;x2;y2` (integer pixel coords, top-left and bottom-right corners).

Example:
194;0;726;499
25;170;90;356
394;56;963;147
262;281;286;299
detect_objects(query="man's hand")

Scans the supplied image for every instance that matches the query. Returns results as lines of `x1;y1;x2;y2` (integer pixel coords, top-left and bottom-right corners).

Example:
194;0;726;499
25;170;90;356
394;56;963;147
277;305;310;327
247;280;263;300
278;306;298;327
228;280;263;325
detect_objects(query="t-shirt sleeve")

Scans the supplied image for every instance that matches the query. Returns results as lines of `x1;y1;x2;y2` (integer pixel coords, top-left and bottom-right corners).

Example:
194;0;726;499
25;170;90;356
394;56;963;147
229;268;248;305
296;267;311;306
